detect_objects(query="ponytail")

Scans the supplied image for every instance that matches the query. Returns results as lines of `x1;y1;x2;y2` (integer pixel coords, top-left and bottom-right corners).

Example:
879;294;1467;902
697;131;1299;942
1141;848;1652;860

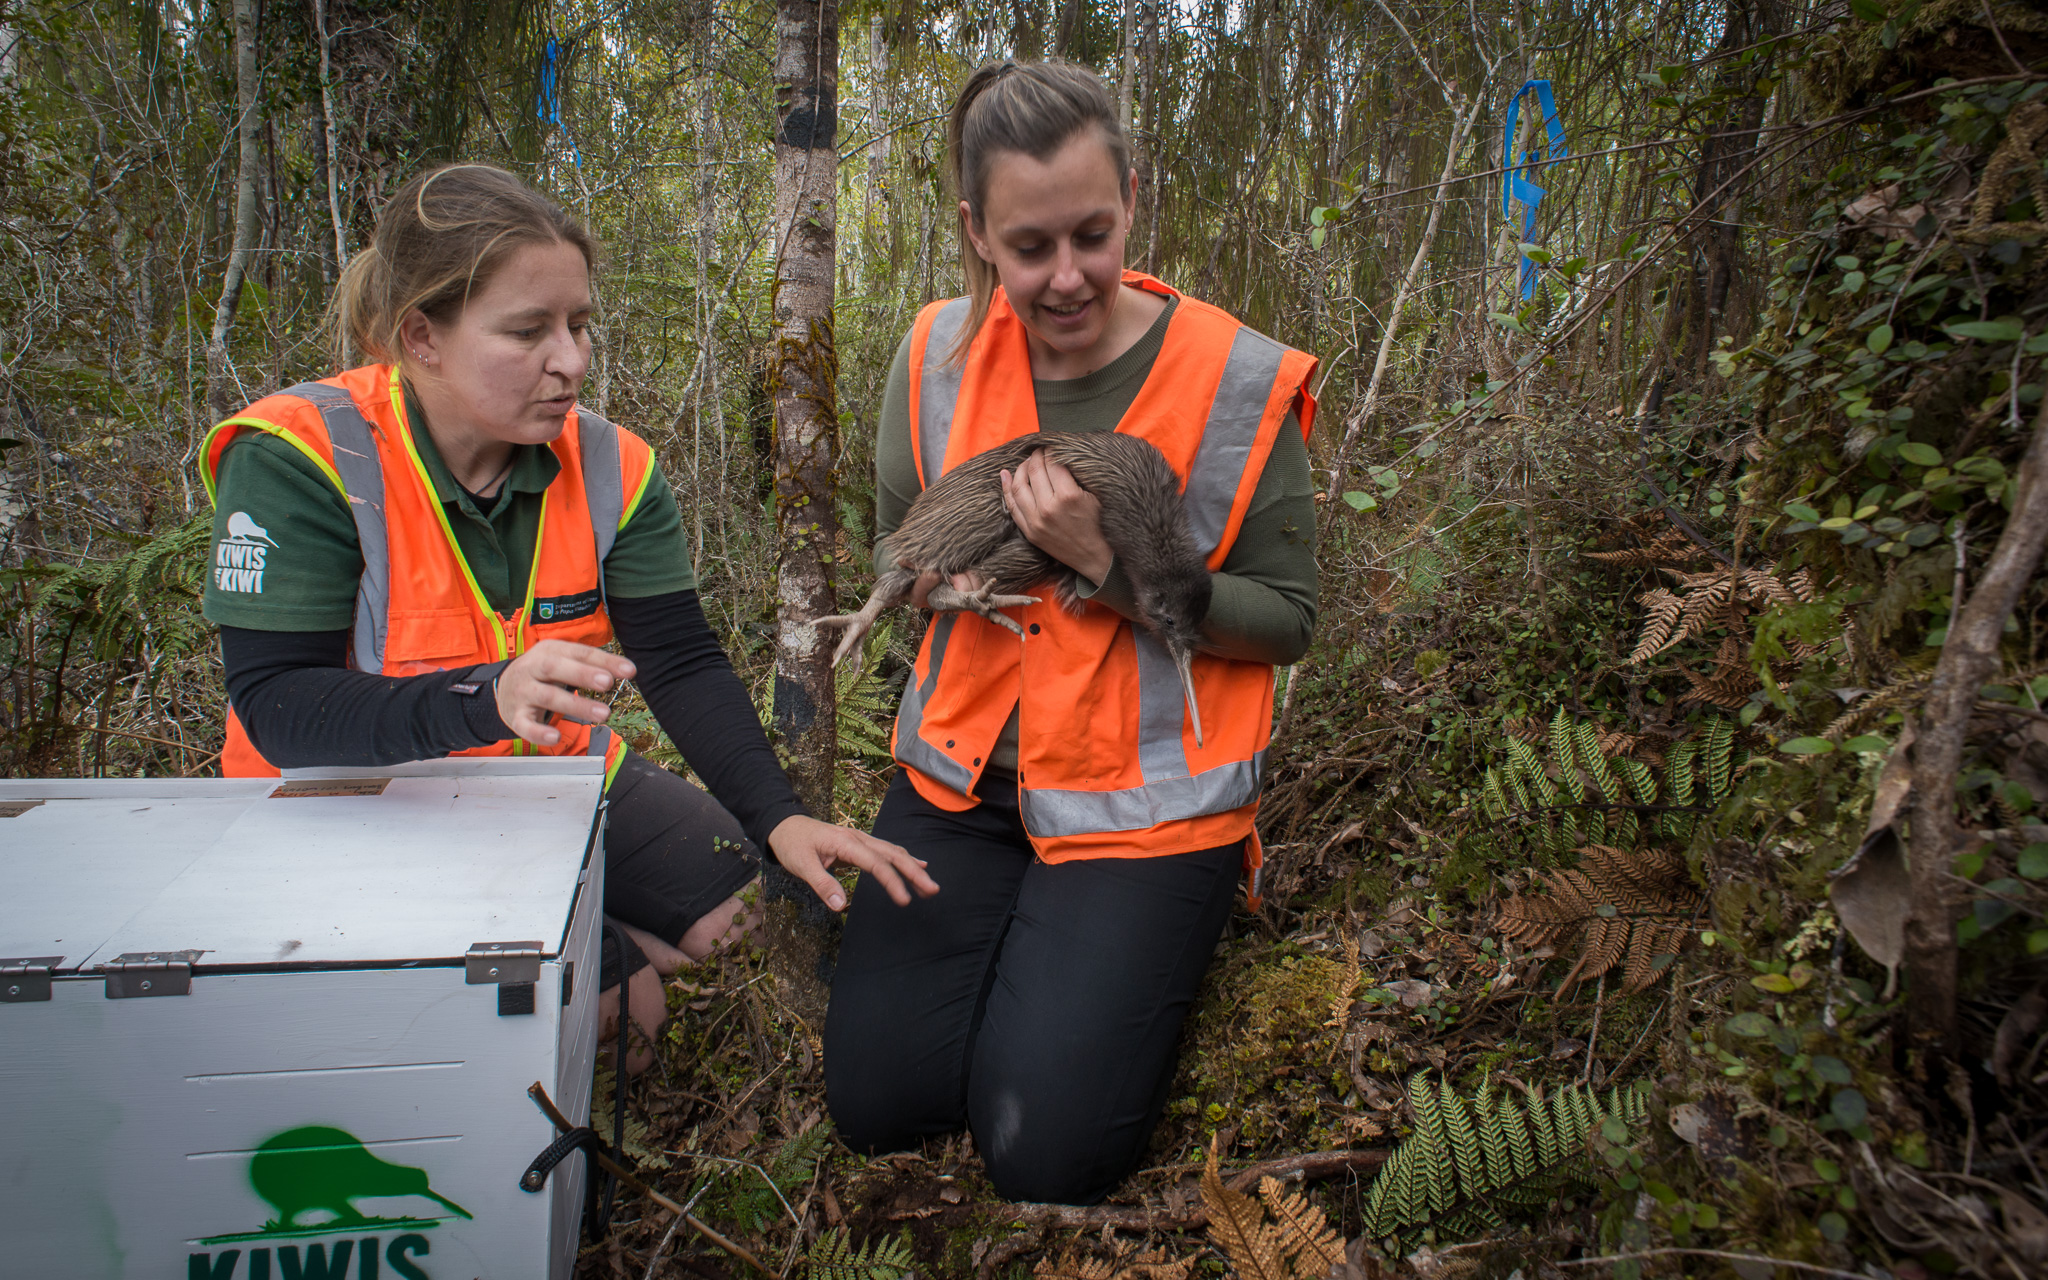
946;60;1131;365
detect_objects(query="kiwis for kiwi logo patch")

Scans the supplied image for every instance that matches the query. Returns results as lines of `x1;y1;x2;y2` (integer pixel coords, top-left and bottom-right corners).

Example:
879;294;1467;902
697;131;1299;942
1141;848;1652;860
187;1125;471;1277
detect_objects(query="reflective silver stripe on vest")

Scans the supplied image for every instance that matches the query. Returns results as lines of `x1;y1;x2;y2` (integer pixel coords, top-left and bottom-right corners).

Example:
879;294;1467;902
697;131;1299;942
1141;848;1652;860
1014;324;1288;834
916;299;972;490
1020;750;1268;836
1182;326;1290;557
892;612;976;793
577;409;625;571
279;381;390;673
586;725;613;757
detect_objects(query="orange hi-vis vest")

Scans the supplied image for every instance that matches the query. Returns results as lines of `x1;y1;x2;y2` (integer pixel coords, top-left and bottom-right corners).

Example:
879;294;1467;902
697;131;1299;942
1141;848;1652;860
893;272;1318;875
200;364;654;779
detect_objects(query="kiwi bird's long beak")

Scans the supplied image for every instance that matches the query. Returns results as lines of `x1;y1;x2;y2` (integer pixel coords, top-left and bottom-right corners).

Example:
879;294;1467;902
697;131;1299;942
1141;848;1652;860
1173;648;1205;749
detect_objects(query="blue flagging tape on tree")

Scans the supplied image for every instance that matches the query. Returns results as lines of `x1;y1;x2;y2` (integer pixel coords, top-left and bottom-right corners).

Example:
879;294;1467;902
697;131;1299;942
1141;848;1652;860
1501;79;1567;300
537;36;583;169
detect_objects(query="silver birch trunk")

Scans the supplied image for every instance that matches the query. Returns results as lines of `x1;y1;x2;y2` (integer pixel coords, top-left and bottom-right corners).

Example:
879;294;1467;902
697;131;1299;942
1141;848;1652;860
1118;0;1137;136
771;0;840;812
313;0;346;275
206;0;262;416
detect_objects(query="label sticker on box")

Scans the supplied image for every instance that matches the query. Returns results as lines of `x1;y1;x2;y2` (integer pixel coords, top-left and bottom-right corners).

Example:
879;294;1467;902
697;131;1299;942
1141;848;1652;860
270;779;391;799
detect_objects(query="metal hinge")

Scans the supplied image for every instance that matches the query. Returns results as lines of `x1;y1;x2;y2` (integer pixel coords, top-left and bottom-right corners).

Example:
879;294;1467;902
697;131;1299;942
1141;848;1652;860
100;950;202;999
1;957;61;1003
465;941;544;985
467;941;544;1018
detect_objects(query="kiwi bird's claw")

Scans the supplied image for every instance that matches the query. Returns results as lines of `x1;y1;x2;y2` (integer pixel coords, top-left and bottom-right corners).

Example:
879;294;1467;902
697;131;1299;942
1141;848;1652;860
813;613;868;668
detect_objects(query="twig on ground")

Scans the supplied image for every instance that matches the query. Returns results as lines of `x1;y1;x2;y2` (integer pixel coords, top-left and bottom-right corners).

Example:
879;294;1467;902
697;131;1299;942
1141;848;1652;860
528;1082;775;1277
999;1149;1391;1231
1555;1249;1868;1279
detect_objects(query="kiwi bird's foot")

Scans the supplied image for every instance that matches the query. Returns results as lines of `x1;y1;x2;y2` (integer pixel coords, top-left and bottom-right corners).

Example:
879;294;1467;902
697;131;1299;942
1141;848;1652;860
813;613;872;668
926;583;1041;636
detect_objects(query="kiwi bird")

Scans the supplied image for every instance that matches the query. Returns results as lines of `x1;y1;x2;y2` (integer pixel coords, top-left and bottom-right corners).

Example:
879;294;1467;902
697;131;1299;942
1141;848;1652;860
817;432;1212;745
250;1126;474;1228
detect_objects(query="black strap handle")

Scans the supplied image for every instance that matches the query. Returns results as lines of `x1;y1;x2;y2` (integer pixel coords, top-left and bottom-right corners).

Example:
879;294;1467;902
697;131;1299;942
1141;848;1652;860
521;1126;605;1192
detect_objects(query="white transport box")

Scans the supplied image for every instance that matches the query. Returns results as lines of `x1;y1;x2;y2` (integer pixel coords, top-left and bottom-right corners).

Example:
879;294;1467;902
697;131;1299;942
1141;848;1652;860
0;758;609;1280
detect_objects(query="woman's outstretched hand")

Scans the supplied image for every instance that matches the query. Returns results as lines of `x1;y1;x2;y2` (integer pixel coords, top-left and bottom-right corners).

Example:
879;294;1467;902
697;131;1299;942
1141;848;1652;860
1002;451;1113;584
767;814;939;911
494;639;635;747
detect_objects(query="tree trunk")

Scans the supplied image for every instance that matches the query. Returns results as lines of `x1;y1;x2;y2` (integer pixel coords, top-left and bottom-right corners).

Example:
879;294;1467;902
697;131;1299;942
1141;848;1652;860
770;0;840;813
1118;0;1137;136
1010;0;1045;58
313;0;346;279
1321;85;1486;509
1905;393;2048;1055
206;0;263;416
1683;0;1785;372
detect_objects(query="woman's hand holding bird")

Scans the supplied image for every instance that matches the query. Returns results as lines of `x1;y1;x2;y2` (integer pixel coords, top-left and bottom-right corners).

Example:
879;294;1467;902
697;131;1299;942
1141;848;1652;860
1002;451;1113;585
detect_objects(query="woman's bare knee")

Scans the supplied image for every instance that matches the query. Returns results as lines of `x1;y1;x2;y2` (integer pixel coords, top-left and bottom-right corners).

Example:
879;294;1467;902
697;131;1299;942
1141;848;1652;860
677;891;761;962
597;964;666;1077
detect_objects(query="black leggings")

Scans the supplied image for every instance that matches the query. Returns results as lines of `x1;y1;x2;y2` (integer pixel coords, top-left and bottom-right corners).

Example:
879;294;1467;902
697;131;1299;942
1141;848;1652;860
598;752;762;989
823;769;1241;1204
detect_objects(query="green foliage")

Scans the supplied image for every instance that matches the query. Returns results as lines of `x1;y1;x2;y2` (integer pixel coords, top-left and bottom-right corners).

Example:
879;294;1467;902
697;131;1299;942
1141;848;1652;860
834;619;899;765
804;1227;915;1280
1363;1072;1650;1248
11;510;213;667
1479;709;1738;858
691;1123;829;1235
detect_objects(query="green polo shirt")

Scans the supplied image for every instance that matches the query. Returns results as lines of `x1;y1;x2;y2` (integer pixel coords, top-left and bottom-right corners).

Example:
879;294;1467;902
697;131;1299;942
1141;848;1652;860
203;400;697;631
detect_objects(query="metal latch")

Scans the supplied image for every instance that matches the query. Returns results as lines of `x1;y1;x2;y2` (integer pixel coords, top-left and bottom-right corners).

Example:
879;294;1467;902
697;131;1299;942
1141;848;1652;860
468;942;544;1018
466;942;543;985
101;950;202;999
1;957;61;1003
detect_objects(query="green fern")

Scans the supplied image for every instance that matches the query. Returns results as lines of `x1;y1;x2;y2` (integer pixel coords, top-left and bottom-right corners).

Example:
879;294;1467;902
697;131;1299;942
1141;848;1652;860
1363;1072;1650;1249
835;618;900;763
692;1123;829;1234
16;509;214;667
1477;712;1742;857
805;1227;915;1280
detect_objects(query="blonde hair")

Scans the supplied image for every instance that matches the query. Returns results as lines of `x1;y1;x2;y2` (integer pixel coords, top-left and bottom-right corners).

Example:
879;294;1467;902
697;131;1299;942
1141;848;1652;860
326;163;596;367
947;60;1132;363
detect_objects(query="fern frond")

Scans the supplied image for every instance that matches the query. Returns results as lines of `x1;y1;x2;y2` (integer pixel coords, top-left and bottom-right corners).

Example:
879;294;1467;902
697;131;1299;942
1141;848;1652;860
1572;720;1620;802
1257;1177;1344;1279
1033;1250;1116;1279
806;1227;915;1280
1202;1145;1292;1280
1550;708;1585;802
1363;1075;1651;1250
1703;719;1735;802
1618;758;1658;805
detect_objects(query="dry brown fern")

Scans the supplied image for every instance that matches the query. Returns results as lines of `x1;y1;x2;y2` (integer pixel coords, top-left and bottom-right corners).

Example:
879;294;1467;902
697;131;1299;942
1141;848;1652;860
1629;564;1819;665
1584;513;1712;571
1117;1252;1196;1280
1326;930;1362;1031
1258;1176;1345;1279
1496;845;1699;993
1200;1141;1349;1280
1035;1252;1117;1280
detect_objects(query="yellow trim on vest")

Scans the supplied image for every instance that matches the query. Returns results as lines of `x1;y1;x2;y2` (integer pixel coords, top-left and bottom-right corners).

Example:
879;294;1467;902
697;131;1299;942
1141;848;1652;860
619;455;656;529
604;741;627;788
201;417;346;508
390;377;508;663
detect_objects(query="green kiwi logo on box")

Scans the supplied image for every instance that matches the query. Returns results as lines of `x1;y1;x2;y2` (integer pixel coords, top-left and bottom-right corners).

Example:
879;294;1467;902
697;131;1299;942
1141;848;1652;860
186;1126;472;1279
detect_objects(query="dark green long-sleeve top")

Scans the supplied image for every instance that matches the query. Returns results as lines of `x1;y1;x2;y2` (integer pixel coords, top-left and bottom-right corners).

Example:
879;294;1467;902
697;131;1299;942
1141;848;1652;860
873;296;1319;771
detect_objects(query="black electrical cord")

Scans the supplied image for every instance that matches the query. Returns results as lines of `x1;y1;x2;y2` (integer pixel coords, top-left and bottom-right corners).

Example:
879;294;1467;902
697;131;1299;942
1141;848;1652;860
591;923;629;1237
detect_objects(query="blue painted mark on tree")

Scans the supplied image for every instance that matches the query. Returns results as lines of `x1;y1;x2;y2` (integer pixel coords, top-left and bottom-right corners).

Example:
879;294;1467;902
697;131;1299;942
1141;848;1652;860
537;37;582;169
1501;80;1567;300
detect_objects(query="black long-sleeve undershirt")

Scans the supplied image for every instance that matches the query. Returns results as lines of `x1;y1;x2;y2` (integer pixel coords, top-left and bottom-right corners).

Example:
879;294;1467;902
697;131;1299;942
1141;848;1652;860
219;589;809;852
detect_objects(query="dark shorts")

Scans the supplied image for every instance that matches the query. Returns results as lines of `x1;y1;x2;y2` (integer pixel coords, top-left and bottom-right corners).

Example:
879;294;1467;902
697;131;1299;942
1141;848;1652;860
596;751;762;989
